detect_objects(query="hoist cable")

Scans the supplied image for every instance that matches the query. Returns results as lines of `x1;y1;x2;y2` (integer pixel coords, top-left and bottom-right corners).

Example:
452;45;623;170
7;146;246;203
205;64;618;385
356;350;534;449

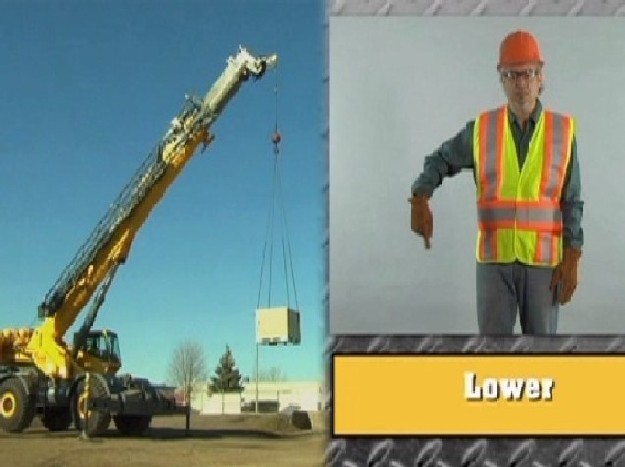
256;154;279;309
275;159;299;310
267;155;278;307
255;60;299;310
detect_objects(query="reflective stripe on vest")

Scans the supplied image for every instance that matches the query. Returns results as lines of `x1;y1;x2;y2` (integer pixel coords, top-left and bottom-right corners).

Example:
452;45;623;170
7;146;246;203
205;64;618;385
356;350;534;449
473;106;574;266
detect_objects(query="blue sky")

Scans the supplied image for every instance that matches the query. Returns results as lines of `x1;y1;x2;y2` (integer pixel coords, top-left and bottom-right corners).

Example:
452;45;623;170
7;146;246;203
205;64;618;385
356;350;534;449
0;0;325;384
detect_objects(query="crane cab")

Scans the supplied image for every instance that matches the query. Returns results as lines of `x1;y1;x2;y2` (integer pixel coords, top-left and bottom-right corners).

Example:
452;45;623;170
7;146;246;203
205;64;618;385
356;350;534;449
74;329;122;376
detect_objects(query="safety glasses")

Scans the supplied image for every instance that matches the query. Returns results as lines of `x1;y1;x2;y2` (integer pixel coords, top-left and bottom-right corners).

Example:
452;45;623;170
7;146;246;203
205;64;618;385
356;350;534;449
500;68;542;81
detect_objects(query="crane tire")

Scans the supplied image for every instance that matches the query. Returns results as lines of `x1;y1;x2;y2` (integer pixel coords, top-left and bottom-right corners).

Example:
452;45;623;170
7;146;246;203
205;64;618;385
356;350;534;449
41;406;73;431
71;376;111;436
0;378;35;433
113;414;152;436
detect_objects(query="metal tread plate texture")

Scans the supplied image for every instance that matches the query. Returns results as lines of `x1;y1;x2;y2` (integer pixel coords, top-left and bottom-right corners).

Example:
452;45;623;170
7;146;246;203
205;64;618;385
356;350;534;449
326;335;625;466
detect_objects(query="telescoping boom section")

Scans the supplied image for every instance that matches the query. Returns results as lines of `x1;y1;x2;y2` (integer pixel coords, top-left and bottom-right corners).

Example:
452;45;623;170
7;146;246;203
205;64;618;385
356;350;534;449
27;47;277;380
0;47;277;436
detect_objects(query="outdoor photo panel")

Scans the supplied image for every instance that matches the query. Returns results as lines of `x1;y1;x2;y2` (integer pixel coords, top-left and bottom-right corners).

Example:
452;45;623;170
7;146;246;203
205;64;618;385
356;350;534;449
326;2;625;465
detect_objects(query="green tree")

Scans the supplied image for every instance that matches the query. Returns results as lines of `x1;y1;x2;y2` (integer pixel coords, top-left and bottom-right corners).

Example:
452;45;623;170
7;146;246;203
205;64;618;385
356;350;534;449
209;345;244;393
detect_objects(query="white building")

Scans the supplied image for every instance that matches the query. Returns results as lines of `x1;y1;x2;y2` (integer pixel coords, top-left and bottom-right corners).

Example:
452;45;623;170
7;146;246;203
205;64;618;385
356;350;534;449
190;380;323;415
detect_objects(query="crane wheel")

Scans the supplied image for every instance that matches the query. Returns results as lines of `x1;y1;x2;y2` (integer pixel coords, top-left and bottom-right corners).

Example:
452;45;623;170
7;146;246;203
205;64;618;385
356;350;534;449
41;407;73;431
71;377;111;436
0;378;35;433
113;414;152;436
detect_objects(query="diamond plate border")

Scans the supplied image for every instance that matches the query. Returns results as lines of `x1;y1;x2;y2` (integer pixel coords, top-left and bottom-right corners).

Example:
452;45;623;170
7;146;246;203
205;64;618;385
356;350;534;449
323;0;625;465
327;0;625;16
326;336;625;466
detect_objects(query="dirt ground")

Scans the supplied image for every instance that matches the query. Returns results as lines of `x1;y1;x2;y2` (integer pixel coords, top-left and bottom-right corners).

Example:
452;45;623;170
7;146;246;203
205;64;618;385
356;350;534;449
0;412;327;467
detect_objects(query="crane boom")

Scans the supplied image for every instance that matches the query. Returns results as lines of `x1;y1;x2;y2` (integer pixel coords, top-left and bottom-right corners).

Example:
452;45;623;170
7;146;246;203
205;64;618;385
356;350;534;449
24;47;278;379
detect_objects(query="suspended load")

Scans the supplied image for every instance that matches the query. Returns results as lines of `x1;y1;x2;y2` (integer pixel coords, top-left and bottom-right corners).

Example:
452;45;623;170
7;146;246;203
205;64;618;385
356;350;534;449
256;307;301;345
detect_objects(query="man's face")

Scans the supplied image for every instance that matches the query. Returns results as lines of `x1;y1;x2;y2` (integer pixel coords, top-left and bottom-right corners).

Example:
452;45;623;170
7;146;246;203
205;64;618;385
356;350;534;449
499;63;544;114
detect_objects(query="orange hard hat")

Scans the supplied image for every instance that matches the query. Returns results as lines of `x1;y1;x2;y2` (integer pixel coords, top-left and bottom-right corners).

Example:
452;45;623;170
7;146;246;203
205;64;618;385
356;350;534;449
498;30;544;69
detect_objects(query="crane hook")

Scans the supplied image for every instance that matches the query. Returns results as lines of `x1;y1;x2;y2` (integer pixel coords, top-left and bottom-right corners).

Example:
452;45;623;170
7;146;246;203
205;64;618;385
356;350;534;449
271;131;281;155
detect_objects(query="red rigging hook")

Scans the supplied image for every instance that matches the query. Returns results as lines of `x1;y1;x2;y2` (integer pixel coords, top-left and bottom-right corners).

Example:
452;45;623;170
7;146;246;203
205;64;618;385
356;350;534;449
271;131;281;154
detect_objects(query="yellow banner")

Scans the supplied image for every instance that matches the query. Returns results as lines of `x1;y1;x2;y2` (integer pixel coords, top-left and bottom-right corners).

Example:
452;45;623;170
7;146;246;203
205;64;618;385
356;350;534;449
333;354;625;436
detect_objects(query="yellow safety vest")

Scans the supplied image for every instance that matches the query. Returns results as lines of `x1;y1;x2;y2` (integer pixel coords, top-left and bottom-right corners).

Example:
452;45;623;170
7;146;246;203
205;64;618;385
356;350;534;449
473;105;575;266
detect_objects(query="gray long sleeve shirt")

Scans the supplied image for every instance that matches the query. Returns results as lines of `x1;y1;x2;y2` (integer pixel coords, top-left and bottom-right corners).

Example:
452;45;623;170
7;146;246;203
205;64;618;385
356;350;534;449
411;101;584;249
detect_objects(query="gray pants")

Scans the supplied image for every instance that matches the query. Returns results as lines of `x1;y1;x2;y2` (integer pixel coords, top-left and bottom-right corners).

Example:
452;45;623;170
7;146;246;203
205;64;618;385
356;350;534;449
476;262;559;335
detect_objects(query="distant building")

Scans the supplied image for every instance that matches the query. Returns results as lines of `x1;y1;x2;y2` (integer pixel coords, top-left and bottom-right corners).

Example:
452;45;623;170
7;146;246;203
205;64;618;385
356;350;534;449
190;380;323;415
151;384;177;401
172;389;187;406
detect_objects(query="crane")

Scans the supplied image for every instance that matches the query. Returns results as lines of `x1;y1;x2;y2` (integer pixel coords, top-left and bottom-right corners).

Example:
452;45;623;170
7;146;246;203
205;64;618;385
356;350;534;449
0;47;278;437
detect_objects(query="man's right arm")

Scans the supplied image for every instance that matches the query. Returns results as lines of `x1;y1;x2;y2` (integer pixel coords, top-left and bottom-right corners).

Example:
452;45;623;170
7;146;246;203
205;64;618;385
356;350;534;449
411;121;476;197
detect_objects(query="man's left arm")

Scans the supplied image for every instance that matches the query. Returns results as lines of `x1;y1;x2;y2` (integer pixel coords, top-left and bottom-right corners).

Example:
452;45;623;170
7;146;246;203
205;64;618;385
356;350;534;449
550;134;584;304
561;135;584;251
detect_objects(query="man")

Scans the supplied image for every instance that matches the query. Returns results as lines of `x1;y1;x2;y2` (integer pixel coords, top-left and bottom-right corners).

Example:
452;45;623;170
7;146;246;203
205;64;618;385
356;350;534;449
409;30;584;335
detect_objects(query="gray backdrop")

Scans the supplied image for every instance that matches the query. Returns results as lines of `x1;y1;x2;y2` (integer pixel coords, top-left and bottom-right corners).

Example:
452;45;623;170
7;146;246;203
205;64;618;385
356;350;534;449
329;16;625;334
